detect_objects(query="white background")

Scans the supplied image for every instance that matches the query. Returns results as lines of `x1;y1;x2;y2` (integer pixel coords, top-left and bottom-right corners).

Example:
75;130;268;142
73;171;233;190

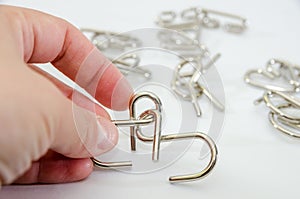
1;0;300;198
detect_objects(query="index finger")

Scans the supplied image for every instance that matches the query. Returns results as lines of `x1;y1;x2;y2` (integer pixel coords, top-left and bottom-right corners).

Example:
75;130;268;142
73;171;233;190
0;5;132;110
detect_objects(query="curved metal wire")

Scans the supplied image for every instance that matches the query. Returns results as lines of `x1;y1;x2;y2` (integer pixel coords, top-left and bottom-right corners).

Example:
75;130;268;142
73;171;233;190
244;69;297;92
93;92;218;182
92;158;132;169
171;58;224;117
129;92;163;154
244;58;300;92
92;114;155;169
136;109;218;183
268;103;300;138
263;90;300;120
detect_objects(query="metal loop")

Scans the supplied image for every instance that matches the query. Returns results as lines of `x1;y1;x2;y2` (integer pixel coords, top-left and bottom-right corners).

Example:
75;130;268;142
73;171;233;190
129;92;163;151
268;104;300;139
181;7;201;21
263;90;300;120
134;109;162;161
199;8;247;33
156;11;177;25
223;23;246;34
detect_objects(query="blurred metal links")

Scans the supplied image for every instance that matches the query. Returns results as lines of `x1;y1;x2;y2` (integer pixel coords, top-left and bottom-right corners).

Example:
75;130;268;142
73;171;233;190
244;59;300;138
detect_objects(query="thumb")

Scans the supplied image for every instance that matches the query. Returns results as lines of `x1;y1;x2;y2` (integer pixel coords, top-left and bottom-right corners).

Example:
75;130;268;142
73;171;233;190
51;91;119;158
0;67;118;184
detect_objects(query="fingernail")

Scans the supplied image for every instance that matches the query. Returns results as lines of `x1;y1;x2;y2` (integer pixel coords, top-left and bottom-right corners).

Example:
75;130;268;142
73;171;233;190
95;117;118;155
110;76;133;111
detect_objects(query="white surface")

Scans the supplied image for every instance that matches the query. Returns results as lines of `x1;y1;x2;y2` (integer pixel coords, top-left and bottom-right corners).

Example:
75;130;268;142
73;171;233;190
1;0;300;198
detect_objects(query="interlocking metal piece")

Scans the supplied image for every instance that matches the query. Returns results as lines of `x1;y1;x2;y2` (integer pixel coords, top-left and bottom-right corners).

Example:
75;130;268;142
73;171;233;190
92;91;218;183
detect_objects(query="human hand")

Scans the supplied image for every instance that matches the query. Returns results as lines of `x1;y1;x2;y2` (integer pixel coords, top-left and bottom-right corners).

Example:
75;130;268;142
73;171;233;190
0;5;132;186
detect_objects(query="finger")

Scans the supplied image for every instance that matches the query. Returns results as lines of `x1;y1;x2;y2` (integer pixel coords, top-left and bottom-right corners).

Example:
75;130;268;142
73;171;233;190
0;5;133;111
28;64;111;119
74;49;133;111
14;157;93;184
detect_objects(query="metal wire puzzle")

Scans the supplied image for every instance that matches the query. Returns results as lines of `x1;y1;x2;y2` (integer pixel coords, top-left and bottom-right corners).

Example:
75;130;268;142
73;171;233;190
92;91;218;183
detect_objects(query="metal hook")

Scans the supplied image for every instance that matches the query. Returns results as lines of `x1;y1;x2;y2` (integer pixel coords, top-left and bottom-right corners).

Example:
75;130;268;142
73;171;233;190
135;109;218;183
164;132;217;183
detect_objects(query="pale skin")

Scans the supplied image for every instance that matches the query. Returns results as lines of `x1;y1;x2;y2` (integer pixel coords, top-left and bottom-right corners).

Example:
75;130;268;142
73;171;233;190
0;5;133;186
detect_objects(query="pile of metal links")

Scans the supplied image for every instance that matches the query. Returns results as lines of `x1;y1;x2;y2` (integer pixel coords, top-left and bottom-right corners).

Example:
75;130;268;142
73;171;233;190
82;6;247;183
244;58;300;138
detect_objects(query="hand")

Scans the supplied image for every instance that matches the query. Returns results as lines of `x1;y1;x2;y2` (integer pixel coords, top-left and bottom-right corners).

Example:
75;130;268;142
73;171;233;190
0;5;133;185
